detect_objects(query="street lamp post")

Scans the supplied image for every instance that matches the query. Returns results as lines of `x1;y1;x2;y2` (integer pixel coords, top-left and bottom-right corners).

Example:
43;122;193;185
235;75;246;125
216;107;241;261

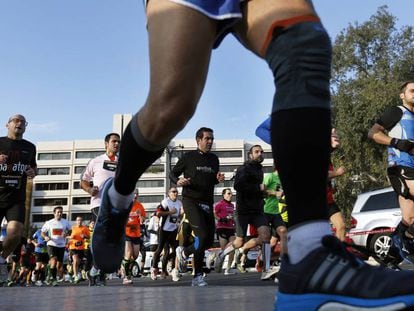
165;144;184;192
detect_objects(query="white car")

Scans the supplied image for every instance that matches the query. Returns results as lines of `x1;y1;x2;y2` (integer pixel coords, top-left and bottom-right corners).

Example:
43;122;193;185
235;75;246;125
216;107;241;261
349;187;401;258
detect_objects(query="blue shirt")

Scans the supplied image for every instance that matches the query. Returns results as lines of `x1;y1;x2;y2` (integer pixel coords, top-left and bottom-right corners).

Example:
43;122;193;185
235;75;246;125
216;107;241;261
32;229;47;253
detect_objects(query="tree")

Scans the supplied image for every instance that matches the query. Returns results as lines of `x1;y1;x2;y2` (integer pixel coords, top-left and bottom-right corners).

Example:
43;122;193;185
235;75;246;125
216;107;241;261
331;6;414;218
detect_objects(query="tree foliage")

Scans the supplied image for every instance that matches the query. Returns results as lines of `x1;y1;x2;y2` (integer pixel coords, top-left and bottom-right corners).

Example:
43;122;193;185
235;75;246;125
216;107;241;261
331;6;414;218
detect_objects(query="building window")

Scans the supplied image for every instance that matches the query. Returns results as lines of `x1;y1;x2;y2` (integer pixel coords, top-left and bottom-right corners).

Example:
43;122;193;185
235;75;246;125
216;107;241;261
214;150;243;158
139;195;165;203
145;165;165;174
263;166;273;173
37;167;70;175
38;152;71;160
74;166;86;174
137;180;164;188
219;165;240;173
33;198;68;206
35;182;69;191
263;152;273;159
222;180;234;188
32;214;67;223
73;181;81;189
71;212;94;222
72;197;91;205
75;151;104;159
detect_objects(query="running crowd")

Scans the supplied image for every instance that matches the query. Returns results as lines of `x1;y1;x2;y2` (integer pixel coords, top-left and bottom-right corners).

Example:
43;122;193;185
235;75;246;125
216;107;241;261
0;128;293;287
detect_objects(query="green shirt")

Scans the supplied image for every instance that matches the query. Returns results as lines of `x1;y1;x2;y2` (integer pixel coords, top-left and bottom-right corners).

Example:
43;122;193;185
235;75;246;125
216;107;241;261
263;171;281;214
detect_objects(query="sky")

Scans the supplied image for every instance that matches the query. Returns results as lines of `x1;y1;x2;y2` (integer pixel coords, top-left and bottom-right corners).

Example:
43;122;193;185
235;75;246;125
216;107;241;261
0;1;412;144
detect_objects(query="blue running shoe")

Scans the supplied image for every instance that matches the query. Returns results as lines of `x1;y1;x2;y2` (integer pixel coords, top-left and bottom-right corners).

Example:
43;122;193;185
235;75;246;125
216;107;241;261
392;233;414;264
275;235;414;311
91;177;131;273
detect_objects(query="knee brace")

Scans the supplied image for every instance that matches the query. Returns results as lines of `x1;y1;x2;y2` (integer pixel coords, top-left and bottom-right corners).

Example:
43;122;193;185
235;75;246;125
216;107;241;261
263;16;332;112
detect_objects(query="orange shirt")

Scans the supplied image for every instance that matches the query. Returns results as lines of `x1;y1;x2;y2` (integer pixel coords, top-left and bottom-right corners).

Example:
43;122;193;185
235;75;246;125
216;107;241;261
69;225;90;250
125;201;146;238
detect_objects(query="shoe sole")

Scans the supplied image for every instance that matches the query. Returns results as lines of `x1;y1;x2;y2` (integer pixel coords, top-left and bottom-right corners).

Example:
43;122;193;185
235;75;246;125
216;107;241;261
276;292;414;311
91;177;127;273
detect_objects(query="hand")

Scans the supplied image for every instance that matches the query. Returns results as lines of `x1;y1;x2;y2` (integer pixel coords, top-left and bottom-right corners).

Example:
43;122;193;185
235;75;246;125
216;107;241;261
170;208;177;215
0;154;8;164
390;138;414;154
90;186;99;196
217;172;225;183
25;166;36;179
336;166;346;176
177;177;191;187
260;184;266;192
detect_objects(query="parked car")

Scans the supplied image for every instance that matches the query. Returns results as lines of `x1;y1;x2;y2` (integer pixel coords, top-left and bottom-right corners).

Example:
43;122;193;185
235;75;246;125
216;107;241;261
349;187;400;259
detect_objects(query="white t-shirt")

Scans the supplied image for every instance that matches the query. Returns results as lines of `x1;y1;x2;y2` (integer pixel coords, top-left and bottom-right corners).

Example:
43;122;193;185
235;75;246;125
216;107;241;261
41;218;71;248
147;215;160;246
81;153;118;207
160;198;182;232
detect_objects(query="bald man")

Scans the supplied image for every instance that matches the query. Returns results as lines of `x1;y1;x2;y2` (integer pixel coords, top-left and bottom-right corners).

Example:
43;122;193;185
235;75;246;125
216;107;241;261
0;114;37;285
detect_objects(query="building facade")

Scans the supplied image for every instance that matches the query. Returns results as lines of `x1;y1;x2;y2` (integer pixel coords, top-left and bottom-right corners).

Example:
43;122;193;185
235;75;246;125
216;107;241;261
30;115;273;226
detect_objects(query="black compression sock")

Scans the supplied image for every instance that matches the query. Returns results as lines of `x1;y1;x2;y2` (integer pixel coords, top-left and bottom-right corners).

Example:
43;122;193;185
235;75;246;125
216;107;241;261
114;121;164;195
271;108;331;227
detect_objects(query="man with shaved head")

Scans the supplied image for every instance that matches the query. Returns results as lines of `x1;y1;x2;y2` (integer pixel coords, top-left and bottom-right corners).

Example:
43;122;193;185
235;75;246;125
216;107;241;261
0;114;37;285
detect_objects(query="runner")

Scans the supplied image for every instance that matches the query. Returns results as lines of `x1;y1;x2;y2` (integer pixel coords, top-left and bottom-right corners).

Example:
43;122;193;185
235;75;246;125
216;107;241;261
68;216;90;284
41;206;71;286
0;114;37;285
213;188;236;275
369;79;414;260
170;128;224;286
151;186;182;281
122;189;146;285
92;1;414;308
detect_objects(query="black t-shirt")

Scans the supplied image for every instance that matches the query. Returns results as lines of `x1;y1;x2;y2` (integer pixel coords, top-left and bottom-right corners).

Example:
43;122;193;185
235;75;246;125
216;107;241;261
0;137;37;203
234;160;264;214
170;150;219;204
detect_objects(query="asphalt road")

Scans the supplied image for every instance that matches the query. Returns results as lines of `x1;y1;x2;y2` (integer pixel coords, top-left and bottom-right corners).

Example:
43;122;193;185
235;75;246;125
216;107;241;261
1;270;278;311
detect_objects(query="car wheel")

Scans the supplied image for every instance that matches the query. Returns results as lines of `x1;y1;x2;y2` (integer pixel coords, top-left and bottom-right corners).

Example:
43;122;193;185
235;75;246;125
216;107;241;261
369;233;392;258
131;262;140;277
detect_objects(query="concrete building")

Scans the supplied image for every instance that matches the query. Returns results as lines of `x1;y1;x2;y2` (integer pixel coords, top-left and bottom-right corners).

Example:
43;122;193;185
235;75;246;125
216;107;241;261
30;114;273;227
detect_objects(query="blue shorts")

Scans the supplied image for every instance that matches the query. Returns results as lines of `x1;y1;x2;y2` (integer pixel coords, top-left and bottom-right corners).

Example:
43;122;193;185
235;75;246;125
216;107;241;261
144;0;243;48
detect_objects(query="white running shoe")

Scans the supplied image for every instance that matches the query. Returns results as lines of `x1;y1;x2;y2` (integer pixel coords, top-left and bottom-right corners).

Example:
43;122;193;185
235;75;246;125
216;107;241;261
191;274;208;287
123;277;133;285
261;266;279;280
150;267;158;281
224;268;236;275
171;268;180;282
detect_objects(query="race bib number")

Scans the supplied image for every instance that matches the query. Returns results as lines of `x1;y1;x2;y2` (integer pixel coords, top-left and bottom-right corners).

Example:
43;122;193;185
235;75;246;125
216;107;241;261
0;175;22;190
52;228;63;236
103;160;117;172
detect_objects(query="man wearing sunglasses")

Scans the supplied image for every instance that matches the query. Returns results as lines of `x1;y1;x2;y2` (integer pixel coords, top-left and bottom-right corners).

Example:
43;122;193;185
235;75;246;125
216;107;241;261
0;114;37;285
